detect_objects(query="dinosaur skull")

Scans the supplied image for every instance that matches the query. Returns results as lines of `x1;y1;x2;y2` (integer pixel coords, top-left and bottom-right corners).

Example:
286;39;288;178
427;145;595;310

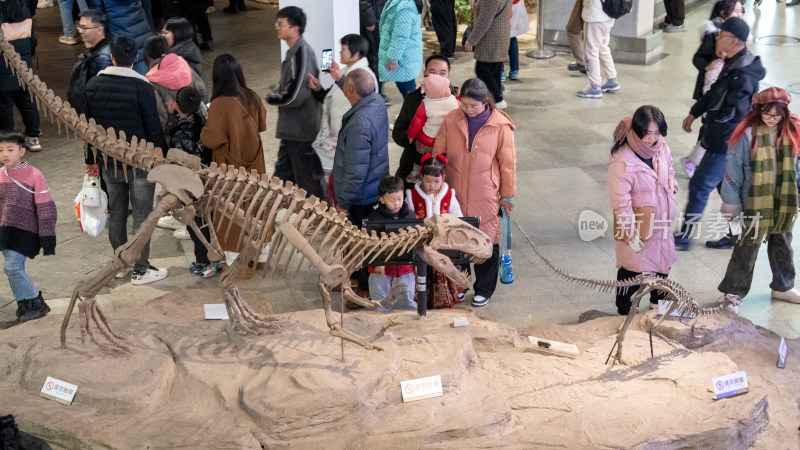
416;214;493;288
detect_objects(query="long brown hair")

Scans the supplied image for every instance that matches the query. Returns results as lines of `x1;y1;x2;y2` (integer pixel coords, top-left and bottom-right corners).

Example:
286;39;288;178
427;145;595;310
211;54;262;113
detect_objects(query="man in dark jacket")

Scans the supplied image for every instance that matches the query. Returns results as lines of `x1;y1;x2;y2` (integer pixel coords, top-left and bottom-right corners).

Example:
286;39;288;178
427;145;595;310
394;54;453;189
359;0;387;96
267;6;326;201
676;18;766;251
84;36;168;285
68;9;112;116
333;68;389;228
90;0;151;74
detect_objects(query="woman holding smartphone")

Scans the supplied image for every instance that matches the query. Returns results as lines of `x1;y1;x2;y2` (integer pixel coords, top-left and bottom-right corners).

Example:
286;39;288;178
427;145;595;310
608;105;678;315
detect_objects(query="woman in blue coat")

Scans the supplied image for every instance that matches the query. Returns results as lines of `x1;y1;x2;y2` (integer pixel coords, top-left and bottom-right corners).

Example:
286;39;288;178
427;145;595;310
378;0;423;99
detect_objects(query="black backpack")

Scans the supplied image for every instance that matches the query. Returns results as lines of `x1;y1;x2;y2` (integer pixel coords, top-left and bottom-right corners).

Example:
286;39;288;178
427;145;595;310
67;54;91;116
601;0;633;19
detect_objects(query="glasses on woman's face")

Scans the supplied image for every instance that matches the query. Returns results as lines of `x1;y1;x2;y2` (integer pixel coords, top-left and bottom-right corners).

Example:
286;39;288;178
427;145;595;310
461;100;485;112
762;113;782;120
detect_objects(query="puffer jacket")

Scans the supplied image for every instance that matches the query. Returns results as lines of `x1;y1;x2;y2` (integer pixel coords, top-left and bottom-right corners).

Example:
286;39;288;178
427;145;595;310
333;91;390;210
84;66;167;168
689;47;765;154
169;39;202;77
0;3;32;92
432;107;517;244
90;0;151;75
378;0;423;82
608;145;678;274
468;0;511;62
146;53;207;130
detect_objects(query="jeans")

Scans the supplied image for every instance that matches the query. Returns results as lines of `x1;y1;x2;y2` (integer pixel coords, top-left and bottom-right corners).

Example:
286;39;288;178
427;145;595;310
396;79;417;99
103;165;156;272
369;272;417;309
679;151;727;235
59;0;88;38
2;249;37;301
188;216;212;265
0;89;40;137
508;37;519;72
273;140;327;201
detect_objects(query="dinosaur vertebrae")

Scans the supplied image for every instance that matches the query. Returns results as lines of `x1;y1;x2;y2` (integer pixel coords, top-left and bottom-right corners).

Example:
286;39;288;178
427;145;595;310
202;162;431;274
513;219;724;319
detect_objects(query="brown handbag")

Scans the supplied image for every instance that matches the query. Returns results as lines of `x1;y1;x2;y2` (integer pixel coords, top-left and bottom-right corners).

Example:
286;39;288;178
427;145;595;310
613;206;655;242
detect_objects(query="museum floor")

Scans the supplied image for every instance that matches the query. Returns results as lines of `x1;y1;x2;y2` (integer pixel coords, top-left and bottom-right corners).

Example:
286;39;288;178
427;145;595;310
2;1;799;339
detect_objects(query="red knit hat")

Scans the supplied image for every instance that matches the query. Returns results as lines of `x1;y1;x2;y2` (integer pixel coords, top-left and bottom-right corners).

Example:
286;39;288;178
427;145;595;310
753;87;792;106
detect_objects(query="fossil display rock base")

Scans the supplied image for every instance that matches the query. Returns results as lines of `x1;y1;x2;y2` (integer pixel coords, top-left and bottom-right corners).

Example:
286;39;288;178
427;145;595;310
1;290;797;449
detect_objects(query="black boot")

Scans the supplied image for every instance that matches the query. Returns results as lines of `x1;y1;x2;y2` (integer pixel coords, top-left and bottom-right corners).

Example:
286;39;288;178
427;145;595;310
19;292;50;323
705;232;734;249
14;299;31;318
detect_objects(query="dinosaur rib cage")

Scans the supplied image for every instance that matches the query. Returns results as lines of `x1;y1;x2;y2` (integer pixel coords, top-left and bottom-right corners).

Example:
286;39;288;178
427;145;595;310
0;34;469;278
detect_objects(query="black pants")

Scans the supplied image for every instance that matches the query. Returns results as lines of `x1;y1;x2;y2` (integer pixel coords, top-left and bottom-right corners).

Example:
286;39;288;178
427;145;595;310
718;232;795;297
0;89;40;137
474;243;500;298
615;268;668;315
273;140;328;201
180;5;213;42
395;146;424;190
348;203;377;290
188;216;212;265
361;26;382;91
663;0;686;26
431;0;456;57
475;61;504;102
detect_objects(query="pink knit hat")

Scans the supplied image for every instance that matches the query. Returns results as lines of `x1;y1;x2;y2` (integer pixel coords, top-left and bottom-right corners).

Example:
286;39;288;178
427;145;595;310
422;74;450;99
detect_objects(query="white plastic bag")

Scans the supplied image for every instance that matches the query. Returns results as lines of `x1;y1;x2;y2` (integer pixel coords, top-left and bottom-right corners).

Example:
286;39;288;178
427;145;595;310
74;175;108;237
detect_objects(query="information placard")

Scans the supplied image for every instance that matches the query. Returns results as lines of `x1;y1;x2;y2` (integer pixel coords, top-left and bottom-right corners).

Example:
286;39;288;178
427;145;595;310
400;375;443;403
204;304;229;320
712;371;748;399
39;376;77;405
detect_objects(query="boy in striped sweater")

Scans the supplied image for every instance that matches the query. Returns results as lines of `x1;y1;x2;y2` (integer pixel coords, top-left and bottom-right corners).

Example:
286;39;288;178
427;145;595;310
0;130;56;323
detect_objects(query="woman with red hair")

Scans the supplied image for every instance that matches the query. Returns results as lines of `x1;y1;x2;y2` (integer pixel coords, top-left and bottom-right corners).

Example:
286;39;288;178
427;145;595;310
718;87;800;314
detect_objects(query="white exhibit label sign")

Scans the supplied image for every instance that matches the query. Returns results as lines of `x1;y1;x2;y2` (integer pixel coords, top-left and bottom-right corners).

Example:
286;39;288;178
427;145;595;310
778;337;787;369
451;317;469;328
39;376;77;405
712;371;748;399
204;304;229;320
400;375;443;403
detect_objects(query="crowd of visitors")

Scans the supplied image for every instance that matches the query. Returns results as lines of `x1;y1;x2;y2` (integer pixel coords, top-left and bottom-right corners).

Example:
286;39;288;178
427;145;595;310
3;0;800;327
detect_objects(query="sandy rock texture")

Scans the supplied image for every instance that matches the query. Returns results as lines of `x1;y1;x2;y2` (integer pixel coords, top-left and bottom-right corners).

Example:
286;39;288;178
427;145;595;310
1;289;798;449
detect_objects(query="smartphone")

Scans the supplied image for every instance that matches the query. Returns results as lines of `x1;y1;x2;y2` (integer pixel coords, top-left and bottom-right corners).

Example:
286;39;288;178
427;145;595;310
321;49;333;71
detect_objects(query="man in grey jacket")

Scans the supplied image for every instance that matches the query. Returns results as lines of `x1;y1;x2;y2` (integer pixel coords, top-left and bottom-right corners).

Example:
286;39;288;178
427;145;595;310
266;6;326;200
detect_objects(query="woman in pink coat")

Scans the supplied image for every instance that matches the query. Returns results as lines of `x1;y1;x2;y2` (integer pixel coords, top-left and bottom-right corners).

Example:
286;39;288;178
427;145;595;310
432;78;517;307
608;105;678;315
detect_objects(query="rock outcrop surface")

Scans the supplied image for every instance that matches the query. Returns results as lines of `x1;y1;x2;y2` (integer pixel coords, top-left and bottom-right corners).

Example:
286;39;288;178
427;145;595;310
1;290;797;449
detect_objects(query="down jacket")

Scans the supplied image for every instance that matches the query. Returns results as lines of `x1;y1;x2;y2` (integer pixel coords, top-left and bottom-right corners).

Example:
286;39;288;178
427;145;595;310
84;66;167;167
90;0;151;75
432;107;517;244
145;53;207;130
378;0;423;82
607;145;678;274
333;91;390;210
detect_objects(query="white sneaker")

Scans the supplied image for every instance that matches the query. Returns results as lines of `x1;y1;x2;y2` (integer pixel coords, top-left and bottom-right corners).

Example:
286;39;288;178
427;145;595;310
115;268;132;279
723;294;742;315
173;228;191;240
130;266;168;285
495;100;508;110
471;295;489;307
157;215;184;230
772;288;800;304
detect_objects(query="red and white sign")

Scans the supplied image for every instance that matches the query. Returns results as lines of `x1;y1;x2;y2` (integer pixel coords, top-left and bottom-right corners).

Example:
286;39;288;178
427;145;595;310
400;375;443;403
40;376;77;405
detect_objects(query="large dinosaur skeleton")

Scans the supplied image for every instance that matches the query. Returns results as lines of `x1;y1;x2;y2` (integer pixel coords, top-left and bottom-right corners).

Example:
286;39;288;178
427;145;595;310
513;221;734;365
0;31;493;352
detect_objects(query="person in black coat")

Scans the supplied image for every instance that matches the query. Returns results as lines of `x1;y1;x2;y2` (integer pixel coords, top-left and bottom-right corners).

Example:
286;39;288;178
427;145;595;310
83;36;169;284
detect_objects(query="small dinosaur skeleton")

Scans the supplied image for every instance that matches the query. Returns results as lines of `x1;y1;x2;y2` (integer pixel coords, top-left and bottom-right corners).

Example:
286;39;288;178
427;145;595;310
0;30;493;352
513;220;734;365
